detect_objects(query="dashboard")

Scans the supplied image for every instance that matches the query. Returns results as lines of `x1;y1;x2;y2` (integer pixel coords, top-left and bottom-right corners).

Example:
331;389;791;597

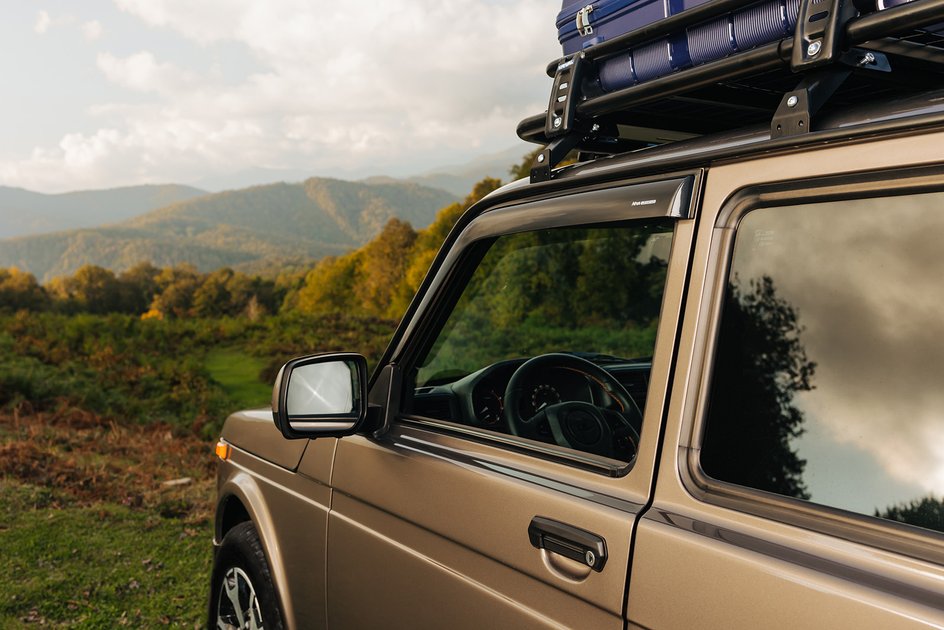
411;357;651;434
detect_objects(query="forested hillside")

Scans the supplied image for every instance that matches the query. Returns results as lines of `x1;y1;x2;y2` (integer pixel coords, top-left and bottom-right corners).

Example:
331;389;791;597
0;176;498;319
0;184;207;239
0;178;457;281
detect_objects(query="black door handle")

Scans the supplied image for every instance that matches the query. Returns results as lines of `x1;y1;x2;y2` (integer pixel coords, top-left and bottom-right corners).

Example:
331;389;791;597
528;516;607;572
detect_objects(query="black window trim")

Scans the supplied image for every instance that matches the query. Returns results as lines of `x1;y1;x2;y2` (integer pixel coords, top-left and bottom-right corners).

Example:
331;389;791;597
683;163;944;566
388;172;700;478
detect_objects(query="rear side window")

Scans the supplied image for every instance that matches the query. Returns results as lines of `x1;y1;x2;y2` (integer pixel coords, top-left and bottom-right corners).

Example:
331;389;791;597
701;192;944;535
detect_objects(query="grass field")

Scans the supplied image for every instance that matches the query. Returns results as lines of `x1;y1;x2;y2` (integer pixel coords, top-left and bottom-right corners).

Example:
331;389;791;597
0;482;212;628
0;411;215;628
205;348;272;411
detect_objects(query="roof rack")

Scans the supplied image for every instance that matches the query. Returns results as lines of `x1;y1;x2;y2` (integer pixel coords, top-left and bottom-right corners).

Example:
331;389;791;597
520;0;944;183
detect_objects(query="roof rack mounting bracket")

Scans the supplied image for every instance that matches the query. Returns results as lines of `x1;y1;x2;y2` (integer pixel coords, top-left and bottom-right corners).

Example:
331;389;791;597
791;0;858;71
546;53;588;139
531;131;583;184
771;68;852;138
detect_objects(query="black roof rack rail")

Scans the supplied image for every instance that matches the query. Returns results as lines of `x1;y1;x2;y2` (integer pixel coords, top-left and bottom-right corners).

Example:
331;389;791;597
521;0;944;183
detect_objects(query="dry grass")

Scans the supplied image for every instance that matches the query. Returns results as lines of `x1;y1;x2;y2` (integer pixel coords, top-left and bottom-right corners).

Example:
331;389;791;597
0;403;215;524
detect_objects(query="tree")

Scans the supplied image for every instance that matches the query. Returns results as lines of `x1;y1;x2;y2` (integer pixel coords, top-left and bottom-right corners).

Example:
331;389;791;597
0;268;48;311
150;265;200;318
118;261;161;314
701;276;816;499
294;254;362;315
355;218;417;317
192;269;234;318
388;177;503;318
877;496;944;533
49;265;123;314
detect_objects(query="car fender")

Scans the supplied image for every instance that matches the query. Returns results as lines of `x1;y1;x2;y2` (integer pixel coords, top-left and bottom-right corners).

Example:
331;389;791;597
215;470;297;629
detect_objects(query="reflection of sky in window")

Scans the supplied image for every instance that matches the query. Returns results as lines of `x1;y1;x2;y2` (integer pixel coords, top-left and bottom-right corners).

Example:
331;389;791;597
731;193;944;516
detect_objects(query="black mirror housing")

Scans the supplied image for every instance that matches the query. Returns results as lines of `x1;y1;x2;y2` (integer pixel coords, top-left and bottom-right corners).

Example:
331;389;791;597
272;352;369;440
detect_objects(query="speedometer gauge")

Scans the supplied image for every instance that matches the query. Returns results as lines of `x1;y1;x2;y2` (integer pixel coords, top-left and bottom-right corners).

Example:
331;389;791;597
531;384;560;412
478;390;504;426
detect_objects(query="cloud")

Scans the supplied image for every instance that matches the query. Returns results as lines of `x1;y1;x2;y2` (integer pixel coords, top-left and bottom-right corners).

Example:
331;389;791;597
731;194;944;499
83;20;104;41
34;10;51;34
0;0;560;191
97;52;197;94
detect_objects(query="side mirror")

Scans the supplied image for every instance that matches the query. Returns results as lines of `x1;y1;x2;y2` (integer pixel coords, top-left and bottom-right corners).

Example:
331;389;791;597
272;353;368;439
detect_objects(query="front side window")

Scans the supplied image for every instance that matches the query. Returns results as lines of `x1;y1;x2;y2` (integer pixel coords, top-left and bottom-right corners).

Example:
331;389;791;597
405;221;674;464
702;191;944;535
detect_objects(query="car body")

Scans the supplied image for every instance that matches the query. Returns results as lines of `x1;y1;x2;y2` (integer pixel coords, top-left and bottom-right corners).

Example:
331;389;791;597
207;71;944;630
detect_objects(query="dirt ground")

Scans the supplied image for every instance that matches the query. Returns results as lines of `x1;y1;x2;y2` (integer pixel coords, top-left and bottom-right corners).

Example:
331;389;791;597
0;403;215;522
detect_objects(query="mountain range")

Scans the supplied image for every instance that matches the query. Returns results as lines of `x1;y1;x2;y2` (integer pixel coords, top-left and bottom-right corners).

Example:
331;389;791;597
0;184;208;240
0;178;457;281
0;145;532;282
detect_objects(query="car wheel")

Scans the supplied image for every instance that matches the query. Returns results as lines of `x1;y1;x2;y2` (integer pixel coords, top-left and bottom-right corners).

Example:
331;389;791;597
208;521;285;630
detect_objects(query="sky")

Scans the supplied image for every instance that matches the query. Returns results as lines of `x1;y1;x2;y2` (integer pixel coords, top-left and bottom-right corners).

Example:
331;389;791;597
0;1;560;193
731;193;944;515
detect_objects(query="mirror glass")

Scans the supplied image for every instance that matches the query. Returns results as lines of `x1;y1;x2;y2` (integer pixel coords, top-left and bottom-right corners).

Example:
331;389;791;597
286;360;356;417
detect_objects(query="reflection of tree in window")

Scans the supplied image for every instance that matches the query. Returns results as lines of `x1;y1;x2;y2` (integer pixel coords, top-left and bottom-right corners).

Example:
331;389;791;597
877;496;944;534
417;224;671;385
702;276;816;500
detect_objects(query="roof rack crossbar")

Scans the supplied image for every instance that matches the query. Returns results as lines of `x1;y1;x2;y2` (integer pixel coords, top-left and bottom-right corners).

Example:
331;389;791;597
520;0;944;180
848;0;944;41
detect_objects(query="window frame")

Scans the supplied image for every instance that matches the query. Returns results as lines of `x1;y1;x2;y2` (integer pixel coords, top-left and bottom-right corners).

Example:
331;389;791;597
390;173;698;477
683;164;944;564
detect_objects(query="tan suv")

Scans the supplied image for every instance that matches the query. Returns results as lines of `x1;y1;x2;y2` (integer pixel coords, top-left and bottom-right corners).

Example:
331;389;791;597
206;1;944;627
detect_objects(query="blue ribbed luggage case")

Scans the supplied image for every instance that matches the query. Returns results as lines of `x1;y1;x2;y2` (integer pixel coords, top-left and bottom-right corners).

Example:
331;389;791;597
557;0;803;91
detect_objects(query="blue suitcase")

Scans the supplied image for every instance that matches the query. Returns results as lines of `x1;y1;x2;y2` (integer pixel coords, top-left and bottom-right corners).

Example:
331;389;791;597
557;0;802;90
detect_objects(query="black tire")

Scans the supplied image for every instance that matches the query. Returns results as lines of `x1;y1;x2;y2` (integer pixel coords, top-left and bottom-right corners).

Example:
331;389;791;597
208;521;285;630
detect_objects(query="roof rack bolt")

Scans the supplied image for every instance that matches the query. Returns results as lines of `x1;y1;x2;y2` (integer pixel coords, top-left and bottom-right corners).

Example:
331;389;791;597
537;154;546;163
553;116;563;129
858;52;876;67
807;41;822;57
787;96;799;108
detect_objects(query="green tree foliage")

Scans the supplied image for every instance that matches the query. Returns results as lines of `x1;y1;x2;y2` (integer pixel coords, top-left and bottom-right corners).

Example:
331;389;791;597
701;276;816;500
388;177;502;317
48;265;124;314
0;268;48;311
118;261;161;314
355;218;418;317
295;178;503;321
150;265;201;318
1;262;283;320
191;268;234;318
877;496;944;533
294;254;363;315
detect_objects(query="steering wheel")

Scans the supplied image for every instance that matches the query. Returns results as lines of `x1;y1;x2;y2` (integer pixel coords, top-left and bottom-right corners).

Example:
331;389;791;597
502;353;642;460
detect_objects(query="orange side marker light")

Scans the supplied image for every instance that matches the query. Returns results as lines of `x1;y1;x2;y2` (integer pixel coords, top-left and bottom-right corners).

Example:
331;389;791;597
215;440;232;461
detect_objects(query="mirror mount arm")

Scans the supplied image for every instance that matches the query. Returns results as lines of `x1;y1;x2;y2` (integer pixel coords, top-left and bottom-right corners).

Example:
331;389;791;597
369;363;402;439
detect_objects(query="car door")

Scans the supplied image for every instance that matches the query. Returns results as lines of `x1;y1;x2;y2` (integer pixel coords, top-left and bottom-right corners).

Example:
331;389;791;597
323;175;699;628
628;133;944;628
